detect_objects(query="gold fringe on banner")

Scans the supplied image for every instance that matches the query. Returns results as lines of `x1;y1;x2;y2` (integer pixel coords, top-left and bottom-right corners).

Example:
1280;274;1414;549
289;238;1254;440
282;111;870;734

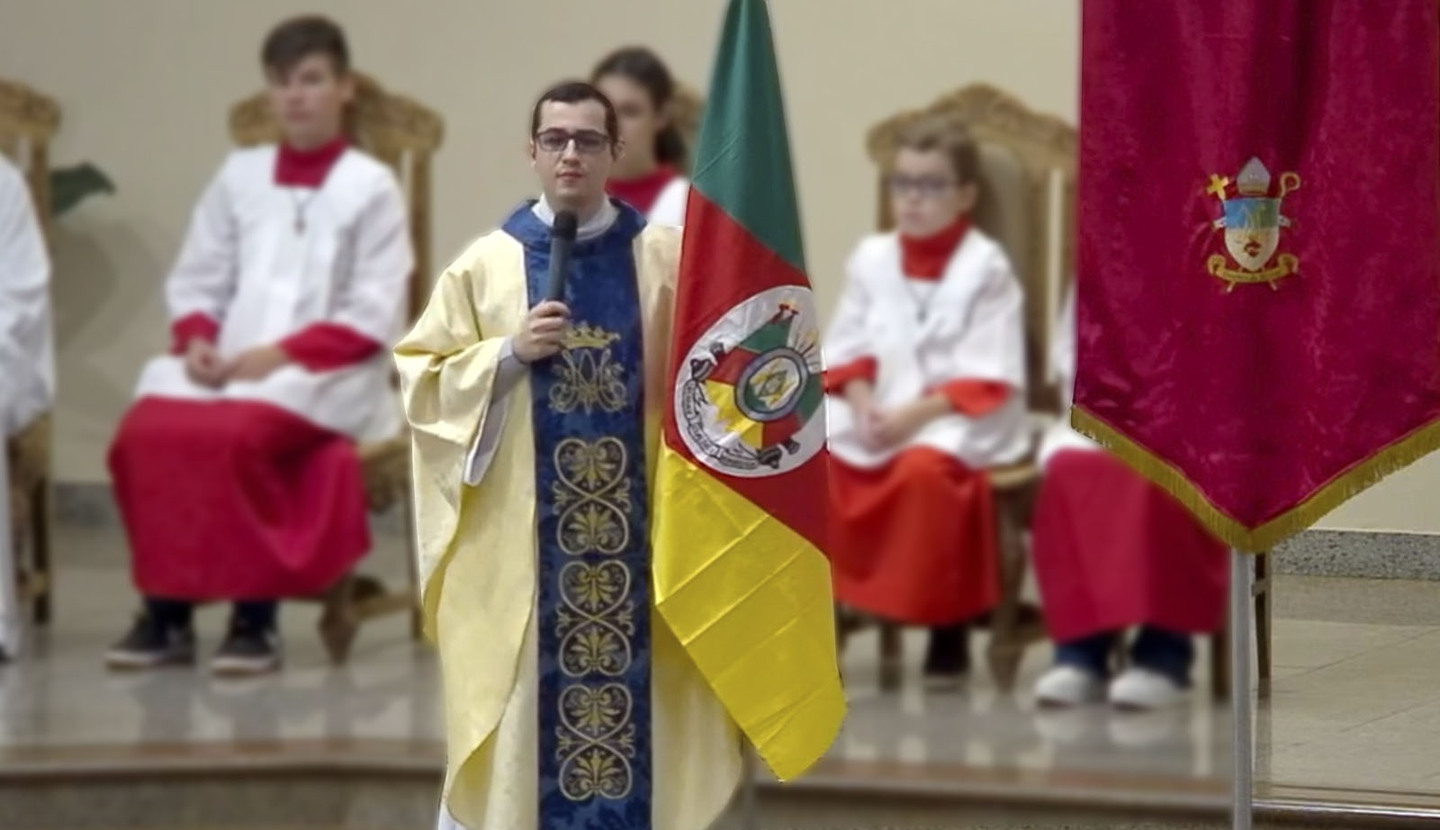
1071;406;1440;553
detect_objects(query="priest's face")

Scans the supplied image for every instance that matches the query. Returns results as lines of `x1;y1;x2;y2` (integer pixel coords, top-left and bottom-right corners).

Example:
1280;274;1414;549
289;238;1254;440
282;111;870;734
266;54;354;150
889;147;978;238
531;100;619;215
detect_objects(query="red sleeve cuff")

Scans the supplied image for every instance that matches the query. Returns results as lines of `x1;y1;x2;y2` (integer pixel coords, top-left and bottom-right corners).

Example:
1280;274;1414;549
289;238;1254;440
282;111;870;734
279;323;382;371
930;380;1010;417
824;357;878;396
170;313;220;355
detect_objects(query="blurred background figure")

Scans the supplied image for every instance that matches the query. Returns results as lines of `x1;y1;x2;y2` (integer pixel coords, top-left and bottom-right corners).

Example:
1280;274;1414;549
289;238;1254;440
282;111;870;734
823;115;1029;688
0;152;53;662
591;46;691;226
1031;286;1228;710
103;15;413;678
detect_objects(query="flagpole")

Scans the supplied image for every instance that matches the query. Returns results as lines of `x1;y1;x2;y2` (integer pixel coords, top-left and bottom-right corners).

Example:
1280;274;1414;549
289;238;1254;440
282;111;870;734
740;739;759;830
1230;549;1253;830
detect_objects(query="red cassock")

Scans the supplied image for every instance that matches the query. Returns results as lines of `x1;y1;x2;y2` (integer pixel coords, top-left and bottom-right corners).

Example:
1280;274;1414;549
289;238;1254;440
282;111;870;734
828;444;998;626
108;324;375;600
108;139;398;601
1031;449;1228;643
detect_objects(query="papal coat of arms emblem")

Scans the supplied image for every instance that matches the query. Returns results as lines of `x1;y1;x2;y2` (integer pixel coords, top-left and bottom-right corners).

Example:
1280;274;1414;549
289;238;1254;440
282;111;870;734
675;285;826;478
1205;157;1301;292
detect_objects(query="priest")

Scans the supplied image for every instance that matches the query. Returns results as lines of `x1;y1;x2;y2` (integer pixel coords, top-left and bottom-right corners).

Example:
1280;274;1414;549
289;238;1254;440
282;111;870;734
0;153;54;661
398;77;839;830
104;15;413;676
823;114;1030;685
1032;287;1228;709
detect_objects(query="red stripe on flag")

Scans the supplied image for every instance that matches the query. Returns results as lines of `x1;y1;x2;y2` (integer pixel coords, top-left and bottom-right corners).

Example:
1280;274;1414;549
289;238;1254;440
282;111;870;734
666;192;829;552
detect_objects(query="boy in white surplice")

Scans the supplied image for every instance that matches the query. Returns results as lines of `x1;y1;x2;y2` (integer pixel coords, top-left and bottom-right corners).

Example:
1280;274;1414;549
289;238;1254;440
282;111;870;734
824;115;1029;685
105;15;413;676
0;154;53;662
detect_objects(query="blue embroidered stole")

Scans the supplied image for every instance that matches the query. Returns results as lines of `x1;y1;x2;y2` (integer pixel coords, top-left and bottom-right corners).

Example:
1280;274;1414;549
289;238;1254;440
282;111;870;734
502;202;653;830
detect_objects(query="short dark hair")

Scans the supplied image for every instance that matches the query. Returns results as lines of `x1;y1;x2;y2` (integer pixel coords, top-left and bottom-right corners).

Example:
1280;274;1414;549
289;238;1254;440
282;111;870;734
894;113;981;186
530;81;620;144
591;46;686;168
261;15;350;77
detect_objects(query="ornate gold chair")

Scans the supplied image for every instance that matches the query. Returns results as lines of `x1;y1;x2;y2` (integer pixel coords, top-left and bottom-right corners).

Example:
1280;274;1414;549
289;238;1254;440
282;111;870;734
0;78;60;627
853;84;1269;698
229;73;443;662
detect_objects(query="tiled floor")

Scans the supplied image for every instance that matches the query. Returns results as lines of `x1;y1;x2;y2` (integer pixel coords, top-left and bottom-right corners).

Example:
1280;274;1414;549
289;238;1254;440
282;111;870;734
4;524;1440;806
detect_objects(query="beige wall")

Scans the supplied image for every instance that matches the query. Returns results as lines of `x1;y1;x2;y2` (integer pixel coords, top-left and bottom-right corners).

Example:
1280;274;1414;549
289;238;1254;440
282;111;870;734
0;0;1424;531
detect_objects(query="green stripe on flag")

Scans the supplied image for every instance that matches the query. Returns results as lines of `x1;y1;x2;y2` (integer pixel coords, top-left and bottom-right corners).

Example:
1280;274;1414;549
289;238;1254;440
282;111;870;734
691;0;807;275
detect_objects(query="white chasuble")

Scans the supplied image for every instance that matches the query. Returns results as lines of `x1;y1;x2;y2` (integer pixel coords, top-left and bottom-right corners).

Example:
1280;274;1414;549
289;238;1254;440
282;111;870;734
397;210;741;830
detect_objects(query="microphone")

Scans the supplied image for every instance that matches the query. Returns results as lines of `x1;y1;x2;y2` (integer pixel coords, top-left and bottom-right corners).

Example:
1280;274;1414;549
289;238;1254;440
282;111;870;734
547;210;578;302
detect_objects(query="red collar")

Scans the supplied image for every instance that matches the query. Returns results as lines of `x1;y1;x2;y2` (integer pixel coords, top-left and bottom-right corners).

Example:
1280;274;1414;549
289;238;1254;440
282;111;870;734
274;136;348;187
606;165;678;215
899;214;971;281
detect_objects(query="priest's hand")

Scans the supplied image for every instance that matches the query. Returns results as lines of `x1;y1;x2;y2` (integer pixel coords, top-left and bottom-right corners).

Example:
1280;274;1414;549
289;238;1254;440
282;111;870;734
228;345;290;382
183;339;228;389
515;301;571;363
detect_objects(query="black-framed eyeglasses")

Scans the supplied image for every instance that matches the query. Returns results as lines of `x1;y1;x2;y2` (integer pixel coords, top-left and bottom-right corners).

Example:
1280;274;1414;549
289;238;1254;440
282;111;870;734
535;128;612;154
887;174;958;198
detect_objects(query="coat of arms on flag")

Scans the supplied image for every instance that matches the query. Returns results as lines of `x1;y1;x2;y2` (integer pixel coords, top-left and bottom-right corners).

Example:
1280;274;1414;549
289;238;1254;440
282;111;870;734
1205;157;1301;292
675;286;826;476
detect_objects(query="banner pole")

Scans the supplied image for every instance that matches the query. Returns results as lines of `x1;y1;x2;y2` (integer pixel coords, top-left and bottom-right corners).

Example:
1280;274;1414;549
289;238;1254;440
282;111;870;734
1231;549;1254;830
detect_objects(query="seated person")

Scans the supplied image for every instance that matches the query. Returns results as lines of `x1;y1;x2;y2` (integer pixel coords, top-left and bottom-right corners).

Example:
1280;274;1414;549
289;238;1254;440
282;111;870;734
823;115;1029;684
0;153;54;661
1032;287;1227;709
591;46;690;226
104;15;413;676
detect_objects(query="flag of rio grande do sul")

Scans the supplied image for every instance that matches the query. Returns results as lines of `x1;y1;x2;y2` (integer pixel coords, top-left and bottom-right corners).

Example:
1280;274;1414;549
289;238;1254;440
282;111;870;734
650;0;844;782
1074;0;1440;552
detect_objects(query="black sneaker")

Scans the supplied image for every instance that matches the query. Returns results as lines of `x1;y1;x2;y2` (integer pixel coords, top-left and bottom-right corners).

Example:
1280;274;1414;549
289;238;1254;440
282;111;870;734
922;623;971;689
105;613;196;670
211;621;282;677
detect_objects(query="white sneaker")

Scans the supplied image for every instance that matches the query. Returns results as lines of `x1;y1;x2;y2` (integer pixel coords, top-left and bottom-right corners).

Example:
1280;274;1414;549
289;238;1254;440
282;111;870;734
1034;665;1106;707
1108;667;1189;710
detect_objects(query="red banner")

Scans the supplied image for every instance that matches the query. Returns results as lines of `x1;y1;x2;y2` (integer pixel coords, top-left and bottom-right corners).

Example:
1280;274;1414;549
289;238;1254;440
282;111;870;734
1075;0;1440;551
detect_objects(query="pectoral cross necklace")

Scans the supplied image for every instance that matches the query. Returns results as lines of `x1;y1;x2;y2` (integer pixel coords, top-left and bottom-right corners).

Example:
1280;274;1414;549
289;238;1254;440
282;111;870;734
288;188;318;234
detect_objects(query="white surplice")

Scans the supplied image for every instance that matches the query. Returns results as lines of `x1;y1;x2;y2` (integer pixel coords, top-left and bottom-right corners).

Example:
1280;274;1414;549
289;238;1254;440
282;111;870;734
823;228;1031;470
1036;286;1099;468
0;154;54;658
132;145;413;441
647;176;690;228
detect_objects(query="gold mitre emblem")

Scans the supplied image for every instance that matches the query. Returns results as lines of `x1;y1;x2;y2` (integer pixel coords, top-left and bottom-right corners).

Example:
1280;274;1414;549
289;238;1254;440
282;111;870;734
1204;156;1301;292
563;322;621;351
1235;157;1271;196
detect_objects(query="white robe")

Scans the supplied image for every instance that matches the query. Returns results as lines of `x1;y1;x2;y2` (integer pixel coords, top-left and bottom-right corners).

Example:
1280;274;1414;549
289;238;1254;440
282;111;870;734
132;145;413;441
823;229;1031;471
1036;285;1099;468
0;154;54;658
436;196;742;830
646;177;690;228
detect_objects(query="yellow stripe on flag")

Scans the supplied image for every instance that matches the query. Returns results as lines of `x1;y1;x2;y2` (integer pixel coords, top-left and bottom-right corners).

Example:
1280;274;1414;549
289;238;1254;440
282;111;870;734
652;444;845;781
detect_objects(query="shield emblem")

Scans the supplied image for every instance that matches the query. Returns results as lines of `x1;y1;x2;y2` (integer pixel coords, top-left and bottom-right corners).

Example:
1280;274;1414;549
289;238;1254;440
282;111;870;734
1222;197;1281;272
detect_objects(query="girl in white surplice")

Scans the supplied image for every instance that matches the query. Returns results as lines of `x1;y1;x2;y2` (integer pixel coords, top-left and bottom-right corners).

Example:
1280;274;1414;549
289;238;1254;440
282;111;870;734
824;115;1029;685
